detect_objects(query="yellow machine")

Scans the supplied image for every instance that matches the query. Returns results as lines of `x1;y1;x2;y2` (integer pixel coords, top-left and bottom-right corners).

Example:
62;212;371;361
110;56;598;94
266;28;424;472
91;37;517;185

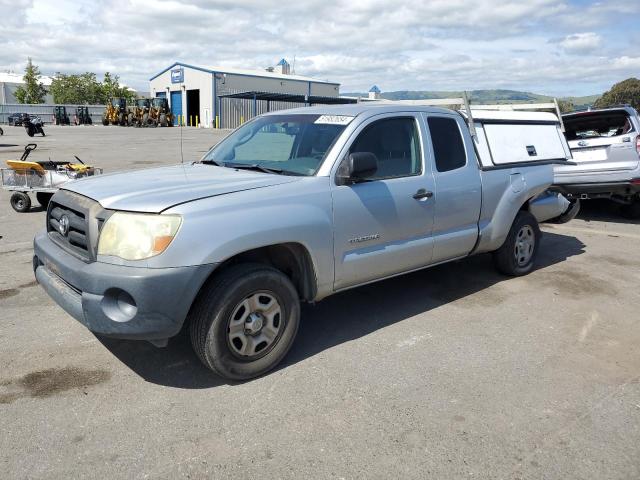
2;144;103;212
130;98;151;127
102;97;128;126
148;97;174;127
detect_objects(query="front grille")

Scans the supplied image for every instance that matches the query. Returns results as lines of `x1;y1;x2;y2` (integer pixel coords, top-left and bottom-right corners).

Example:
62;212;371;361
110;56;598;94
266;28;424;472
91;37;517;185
49;204;88;255
46;191;102;262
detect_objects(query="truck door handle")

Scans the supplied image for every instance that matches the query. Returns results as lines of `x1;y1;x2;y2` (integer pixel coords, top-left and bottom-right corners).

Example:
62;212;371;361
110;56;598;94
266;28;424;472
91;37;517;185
413;189;433;200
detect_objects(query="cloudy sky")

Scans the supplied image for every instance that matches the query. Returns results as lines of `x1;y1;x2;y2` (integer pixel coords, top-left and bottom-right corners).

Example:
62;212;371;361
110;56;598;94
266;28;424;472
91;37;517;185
2;0;639;96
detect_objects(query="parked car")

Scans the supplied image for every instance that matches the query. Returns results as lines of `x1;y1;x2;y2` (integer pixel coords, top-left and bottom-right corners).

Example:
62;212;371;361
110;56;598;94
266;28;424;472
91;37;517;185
8;113;30;126
33;104;575;380
554;106;640;218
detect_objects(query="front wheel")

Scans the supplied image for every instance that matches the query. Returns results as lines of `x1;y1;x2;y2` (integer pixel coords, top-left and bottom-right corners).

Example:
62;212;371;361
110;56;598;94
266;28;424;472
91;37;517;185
10;192;31;213
189;263;300;380
36;192;53;208
493;211;541;276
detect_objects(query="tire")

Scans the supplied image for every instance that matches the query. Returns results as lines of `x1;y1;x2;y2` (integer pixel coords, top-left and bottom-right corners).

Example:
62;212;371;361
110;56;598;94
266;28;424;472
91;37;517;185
10;192;31;213
142;113;149;127
620;197;640;219
88;117;92;125
26;125;34;137
118;113;125;126
36;192;53;208
189;263;300;380
159;114;167;127
102;117;109;126
493;211;541;276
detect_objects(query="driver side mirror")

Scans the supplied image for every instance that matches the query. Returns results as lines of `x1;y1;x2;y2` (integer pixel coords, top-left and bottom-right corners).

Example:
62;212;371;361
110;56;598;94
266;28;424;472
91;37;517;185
336;152;378;185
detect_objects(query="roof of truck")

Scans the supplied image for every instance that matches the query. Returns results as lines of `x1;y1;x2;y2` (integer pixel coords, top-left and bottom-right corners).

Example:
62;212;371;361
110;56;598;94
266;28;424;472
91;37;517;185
264;103;561;123
264;103;456;117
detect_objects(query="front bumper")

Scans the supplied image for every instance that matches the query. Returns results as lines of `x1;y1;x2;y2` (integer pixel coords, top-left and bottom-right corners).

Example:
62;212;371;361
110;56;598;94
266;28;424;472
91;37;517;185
33;231;216;340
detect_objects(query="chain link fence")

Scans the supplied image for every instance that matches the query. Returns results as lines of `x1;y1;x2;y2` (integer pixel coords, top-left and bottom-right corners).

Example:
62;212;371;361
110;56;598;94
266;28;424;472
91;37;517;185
0;104;106;124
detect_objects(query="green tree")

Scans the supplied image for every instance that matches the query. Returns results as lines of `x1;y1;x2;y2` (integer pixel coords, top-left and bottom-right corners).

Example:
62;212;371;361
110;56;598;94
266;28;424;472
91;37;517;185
100;72;136;104
557;99;575;113
50;72;103;104
14;58;47;104
594;78;640;111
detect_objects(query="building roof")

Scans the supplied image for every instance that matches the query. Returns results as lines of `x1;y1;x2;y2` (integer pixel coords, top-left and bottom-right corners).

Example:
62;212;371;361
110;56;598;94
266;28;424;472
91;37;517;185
369;85;381;93
277;58;289;66
0;72;53;86
149;62;339;86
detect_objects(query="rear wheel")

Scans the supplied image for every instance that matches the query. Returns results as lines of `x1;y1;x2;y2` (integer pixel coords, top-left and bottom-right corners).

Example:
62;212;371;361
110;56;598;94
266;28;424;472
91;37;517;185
102;117;109;126
10;192;31;213
620;197;640;219
493;211;541;276
189;263;300;380
36;192;53;208
26;125;35;137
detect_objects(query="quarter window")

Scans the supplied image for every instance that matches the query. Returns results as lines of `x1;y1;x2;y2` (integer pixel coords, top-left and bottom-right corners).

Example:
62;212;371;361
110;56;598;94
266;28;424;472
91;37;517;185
349;117;421;179
428;117;466;172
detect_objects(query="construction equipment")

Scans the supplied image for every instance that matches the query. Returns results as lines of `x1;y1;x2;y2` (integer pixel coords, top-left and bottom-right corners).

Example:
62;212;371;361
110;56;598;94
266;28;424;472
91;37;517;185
1;144;102;212
53;106;71;125
130;98;151;127
102;98;128;126
149;97;174;127
74;106;92;125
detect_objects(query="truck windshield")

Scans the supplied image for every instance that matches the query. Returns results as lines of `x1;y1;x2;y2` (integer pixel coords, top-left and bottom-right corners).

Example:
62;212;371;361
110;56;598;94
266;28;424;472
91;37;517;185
202;114;350;176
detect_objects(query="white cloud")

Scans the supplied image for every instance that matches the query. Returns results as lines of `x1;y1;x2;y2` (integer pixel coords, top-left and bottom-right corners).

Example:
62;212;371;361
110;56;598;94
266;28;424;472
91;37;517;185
559;32;601;53
0;0;637;96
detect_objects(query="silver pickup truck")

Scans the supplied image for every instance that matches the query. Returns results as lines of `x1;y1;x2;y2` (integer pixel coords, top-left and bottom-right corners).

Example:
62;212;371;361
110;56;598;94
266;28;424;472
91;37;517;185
33;103;575;379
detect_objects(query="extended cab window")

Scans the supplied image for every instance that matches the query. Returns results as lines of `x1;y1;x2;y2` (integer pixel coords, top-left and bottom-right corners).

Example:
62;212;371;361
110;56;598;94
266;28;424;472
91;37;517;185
428;116;466;172
349;117;421;179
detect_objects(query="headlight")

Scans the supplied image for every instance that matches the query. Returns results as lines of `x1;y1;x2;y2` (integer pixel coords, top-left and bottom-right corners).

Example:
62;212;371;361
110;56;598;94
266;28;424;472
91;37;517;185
97;212;182;260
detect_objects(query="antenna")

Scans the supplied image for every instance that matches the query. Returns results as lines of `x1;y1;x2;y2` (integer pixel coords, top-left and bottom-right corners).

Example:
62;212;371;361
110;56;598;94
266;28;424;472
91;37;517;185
180;81;184;164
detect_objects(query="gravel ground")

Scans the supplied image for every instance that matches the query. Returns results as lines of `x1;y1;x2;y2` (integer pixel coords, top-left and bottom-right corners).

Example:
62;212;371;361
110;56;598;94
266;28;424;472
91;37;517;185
0;125;639;479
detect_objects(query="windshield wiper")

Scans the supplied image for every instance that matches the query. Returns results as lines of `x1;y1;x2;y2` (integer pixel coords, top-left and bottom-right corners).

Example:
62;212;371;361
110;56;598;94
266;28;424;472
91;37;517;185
201;159;223;166
225;163;303;176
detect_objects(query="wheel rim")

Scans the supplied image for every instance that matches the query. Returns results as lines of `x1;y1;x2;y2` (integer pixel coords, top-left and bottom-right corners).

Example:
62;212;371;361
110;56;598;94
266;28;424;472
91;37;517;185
514;225;535;266
226;291;283;360
16;199;24;209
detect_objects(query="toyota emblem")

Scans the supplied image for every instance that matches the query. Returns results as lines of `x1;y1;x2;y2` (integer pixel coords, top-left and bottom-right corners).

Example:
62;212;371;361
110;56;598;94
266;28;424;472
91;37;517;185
58;215;70;236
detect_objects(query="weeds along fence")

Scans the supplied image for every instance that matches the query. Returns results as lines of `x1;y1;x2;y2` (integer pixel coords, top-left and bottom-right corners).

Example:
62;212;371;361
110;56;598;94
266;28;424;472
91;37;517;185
0;104;105;124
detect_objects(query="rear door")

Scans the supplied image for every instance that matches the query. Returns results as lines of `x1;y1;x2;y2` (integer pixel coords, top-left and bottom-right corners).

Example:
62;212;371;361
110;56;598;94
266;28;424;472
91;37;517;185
423;114;482;263
562;110;640;173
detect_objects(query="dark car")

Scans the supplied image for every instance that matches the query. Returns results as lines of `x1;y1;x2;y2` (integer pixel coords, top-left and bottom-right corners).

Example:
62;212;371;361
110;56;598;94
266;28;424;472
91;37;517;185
8;113;30;126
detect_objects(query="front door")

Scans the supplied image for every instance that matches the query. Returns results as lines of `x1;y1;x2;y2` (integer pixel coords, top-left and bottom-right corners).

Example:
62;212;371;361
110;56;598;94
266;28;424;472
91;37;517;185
332;114;436;290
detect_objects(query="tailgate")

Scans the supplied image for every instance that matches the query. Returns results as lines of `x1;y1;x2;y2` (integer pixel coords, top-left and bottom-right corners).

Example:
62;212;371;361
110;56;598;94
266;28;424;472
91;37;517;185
567;135;639;172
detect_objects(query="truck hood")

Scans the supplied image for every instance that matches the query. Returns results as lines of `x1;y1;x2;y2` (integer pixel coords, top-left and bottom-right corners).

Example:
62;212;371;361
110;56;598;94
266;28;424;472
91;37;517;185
63;163;302;213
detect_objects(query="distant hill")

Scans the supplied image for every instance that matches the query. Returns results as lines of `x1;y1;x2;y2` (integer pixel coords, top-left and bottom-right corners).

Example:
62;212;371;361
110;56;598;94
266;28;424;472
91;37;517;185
342;89;600;111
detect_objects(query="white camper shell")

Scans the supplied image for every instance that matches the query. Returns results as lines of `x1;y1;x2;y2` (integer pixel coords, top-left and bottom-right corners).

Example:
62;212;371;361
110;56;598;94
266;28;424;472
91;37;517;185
384;95;572;169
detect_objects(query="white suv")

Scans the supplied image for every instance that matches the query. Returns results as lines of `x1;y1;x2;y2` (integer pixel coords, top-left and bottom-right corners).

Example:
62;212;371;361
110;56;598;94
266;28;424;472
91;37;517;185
554;106;640;218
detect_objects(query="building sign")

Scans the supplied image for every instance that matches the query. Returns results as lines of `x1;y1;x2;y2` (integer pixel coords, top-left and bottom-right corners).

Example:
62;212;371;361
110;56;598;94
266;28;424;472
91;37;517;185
171;68;184;84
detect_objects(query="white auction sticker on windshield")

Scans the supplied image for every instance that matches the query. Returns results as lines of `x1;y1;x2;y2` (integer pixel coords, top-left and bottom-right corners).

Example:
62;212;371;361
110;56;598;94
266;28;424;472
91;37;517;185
314;115;354;125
